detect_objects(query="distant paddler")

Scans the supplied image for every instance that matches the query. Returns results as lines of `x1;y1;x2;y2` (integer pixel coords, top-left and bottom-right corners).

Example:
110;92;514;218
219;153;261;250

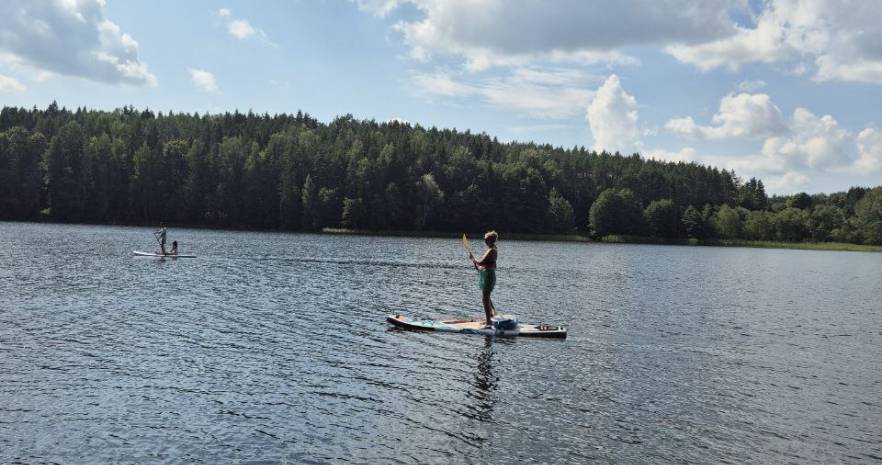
464;231;498;327
153;222;168;255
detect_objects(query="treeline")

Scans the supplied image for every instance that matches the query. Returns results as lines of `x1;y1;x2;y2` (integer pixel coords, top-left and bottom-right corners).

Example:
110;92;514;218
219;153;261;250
0;103;880;244
588;186;882;244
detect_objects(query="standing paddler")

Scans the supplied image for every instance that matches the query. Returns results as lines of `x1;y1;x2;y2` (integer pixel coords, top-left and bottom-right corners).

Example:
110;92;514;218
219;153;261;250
154;222;168;255
468;231;498;327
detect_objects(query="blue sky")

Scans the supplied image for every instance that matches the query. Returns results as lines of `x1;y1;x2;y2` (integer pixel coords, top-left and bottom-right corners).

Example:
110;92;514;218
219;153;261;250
1;0;881;195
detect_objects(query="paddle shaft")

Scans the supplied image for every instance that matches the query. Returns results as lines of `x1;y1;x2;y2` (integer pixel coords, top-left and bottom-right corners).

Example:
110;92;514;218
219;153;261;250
462;234;478;270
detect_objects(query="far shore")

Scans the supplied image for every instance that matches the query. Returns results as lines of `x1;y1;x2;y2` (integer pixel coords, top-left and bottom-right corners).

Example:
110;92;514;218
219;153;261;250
5;220;882;253
324;228;882;253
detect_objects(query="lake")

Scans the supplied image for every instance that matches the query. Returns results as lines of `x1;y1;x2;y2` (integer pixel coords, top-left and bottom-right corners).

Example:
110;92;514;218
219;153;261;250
1;222;881;464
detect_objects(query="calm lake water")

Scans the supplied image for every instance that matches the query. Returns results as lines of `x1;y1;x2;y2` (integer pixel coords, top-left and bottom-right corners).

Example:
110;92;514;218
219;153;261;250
1;221;881;464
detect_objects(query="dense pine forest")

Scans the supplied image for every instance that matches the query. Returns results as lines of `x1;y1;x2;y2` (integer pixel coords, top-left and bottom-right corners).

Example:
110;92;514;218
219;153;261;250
1;103;880;244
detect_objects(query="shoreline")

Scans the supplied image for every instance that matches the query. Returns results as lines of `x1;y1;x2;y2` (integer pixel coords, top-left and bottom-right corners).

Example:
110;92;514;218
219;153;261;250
5;219;881;253
324;229;882;252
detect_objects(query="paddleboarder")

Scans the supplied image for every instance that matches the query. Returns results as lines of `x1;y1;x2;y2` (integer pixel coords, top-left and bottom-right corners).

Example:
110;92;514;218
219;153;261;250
168;240;178;256
469;231;498;327
154;223;168;255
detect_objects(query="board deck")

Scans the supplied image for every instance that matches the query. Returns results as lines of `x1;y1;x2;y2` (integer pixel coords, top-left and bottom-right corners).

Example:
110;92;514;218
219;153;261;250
387;314;567;338
133;250;196;258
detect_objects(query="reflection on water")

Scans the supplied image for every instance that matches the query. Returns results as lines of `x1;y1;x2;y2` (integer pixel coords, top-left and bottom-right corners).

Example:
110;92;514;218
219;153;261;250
469;338;497;423
1;222;882;464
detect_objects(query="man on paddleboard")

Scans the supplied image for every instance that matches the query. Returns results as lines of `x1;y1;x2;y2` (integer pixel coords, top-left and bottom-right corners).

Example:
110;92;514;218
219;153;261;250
154;223;168;255
469;231;498;327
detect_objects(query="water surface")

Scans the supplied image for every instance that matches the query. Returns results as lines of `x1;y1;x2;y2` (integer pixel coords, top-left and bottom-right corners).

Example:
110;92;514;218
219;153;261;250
1;222;881;464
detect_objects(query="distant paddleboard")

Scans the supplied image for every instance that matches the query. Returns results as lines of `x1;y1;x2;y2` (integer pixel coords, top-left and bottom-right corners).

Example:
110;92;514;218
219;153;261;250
387;314;566;338
132;250;196;258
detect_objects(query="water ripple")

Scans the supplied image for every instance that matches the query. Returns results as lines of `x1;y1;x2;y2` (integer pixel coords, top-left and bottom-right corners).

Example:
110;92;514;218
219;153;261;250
2;223;881;464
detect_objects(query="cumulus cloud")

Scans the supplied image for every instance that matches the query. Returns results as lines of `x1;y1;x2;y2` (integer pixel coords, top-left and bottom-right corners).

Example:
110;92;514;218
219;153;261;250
411;68;594;119
586;74;641;154
855;128;882;173
218;8;277;47
737;80;767;92
228;20;256;40
666;93;787;139
0;74;26;92
647;147;697;164
359;0;734;70
764;171;810;191
189;68;218;93
0;0;156;86
662;89;882;193
761;108;853;170
668;0;882;84
358;1;882;85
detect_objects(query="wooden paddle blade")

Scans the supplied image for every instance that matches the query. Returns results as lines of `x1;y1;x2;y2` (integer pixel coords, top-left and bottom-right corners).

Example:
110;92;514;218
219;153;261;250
461;234;471;254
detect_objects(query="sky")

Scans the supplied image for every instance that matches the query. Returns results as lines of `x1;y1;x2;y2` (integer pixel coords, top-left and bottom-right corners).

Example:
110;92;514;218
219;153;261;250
1;0;881;195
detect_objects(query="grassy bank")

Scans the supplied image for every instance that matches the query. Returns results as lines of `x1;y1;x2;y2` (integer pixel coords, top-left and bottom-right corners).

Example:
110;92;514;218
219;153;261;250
707;239;882;253
600;234;882;252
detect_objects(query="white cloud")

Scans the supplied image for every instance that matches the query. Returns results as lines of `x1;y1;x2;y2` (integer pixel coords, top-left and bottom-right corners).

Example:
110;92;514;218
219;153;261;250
661;91;882;193
411;68;594;119
228;20;256;39
353;0;402;17
761;108;852;169
360;1;882;85
666;93;786;139
668;0;882;84
586;74;641;154
363;0;734;70
218;8;277;47
855;128;882;173
0;74;26;92
647;147;697;164
0;0;156;86
737;79;766;92
764;171;810;191
189;68;218;93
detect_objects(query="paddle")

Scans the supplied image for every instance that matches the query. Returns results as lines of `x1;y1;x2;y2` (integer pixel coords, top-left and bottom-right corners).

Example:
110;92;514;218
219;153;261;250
462;234;478;270
153;228;165;255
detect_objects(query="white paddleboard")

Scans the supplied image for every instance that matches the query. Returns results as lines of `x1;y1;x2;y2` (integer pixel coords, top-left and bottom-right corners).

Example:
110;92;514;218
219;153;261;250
133;250;196;258
387;314;566;338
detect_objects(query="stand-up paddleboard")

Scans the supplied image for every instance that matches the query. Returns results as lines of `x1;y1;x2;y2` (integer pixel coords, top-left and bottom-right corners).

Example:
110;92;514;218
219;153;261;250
387;314;567;338
133;250;196;258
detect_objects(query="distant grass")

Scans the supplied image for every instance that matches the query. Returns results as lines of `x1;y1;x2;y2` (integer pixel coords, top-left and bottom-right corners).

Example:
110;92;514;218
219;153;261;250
600;235;882;252
705;239;882;253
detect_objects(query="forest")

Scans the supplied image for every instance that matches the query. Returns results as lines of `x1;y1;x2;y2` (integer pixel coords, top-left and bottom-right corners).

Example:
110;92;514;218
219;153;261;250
1;103;881;245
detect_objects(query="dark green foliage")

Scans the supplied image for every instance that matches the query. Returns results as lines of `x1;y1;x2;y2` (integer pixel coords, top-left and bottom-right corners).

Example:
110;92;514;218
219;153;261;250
744;210;776;240
788;192;812;210
46;122;86;221
714;204;743;239
809;204;844;241
0;104;877;245
0;128;45;219
644;199;678;239
854;187;882;244
681;205;715;239
738;177;768;210
589;188;646;236
545;188;575;233
774;207;809;242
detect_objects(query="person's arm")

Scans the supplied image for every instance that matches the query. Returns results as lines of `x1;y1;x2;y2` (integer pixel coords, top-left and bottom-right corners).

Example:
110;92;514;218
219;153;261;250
473;249;493;267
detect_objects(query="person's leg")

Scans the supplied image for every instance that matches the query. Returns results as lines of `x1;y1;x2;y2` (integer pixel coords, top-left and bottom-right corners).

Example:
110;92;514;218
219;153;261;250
482;290;493;326
489;296;497;316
